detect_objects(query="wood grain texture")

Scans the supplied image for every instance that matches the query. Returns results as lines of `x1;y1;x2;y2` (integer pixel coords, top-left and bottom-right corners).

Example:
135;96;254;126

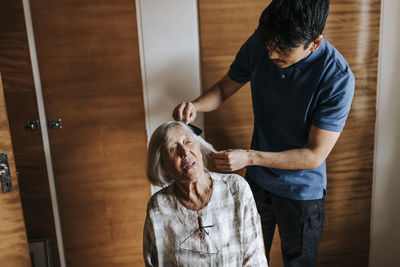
0;74;31;267
318;1;379;266
198;0;379;266
29;0;150;266
0;1;61;265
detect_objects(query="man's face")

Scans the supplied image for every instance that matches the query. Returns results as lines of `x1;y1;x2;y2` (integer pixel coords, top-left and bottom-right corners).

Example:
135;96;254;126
267;43;313;68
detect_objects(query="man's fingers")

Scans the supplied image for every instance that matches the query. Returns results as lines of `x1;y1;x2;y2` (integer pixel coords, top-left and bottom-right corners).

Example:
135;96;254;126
215;164;232;170
173;102;196;124
173;102;188;122
213;158;229;164
182;103;192;124
178;103;189;121
172;106;181;121
214;163;233;172
211;151;230;159
172;106;179;120
188;110;196;124
213;155;233;170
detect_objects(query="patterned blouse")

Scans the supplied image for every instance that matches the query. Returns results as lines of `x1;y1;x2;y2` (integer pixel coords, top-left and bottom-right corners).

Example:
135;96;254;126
143;172;268;266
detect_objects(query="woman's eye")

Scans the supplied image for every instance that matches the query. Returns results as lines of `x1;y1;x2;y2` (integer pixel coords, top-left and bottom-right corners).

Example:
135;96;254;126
169;146;177;152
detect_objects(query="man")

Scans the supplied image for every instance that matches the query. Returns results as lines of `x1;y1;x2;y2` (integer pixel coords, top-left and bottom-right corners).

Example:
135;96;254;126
173;0;354;266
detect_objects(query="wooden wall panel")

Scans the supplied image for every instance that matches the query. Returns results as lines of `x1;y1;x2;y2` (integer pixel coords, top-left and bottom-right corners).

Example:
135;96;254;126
0;74;31;266
198;0;379;266
0;1;60;265
199;0;268;177
29;0;150;266
318;1;380;266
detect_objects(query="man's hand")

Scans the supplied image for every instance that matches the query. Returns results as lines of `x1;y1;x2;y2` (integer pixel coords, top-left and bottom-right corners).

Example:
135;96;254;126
172;101;197;124
172;74;245;124
212;149;250;172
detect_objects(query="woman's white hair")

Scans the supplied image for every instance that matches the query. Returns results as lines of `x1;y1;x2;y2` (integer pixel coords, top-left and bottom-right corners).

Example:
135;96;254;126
146;121;216;187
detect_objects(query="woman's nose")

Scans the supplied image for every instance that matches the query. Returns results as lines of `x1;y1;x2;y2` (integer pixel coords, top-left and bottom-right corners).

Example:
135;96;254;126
178;145;190;157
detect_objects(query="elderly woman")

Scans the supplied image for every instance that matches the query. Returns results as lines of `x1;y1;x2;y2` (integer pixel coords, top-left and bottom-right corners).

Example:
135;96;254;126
143;121;267;266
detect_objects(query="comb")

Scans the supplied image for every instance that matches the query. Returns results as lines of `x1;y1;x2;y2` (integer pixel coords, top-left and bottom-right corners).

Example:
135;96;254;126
188;124;203;136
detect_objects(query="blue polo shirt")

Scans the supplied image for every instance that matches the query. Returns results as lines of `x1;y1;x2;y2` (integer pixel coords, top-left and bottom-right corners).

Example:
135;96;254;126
228;34;355;200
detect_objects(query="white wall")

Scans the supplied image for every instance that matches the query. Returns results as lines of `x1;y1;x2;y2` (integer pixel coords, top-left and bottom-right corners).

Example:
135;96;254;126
370;1;400;266
135;0;202;194
135;0;203;140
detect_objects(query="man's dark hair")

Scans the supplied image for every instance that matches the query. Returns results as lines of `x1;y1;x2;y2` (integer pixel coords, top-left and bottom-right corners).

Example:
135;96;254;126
255;0;330;52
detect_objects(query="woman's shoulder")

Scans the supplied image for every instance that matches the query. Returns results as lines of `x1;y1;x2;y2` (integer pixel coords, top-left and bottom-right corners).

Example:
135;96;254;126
146;184;176;214
210;172;252;200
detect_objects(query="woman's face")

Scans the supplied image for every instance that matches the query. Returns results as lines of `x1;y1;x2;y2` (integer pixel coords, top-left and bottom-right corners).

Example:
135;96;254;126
161;125;204;185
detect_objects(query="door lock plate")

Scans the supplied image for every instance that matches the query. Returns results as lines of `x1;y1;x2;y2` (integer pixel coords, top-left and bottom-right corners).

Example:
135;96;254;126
48;118;62;129
0;152;13;194
25;120;40;131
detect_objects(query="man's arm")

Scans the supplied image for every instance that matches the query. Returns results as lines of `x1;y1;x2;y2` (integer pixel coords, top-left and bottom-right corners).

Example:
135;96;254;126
173;74;245;124
213;125;341;172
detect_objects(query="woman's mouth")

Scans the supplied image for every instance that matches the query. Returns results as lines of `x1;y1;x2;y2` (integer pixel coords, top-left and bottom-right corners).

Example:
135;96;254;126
182;161;196;170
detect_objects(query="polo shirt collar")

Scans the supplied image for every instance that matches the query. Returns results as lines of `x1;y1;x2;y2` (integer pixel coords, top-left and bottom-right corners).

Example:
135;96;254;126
291;39;326;72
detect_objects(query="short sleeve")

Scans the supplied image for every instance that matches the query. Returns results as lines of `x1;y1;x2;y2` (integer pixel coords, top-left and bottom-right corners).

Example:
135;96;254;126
228;40;251;84
312;70;355;132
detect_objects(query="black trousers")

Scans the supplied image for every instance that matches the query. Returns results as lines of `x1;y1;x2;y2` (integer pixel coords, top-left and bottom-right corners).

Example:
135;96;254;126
247;177;324;267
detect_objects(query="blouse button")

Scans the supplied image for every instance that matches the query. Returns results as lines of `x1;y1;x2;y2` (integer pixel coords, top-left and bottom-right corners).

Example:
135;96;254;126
281;74;286;79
